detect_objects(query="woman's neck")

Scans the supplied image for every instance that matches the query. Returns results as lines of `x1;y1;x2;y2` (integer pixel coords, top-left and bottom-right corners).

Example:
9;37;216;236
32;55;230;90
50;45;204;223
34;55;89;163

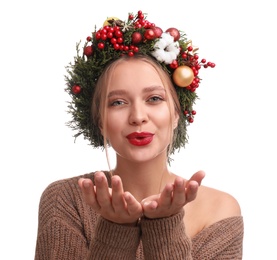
111;154;175;201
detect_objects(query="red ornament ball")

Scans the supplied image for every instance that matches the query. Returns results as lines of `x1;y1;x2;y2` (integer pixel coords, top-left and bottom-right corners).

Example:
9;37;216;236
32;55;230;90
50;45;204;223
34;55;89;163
144;29;156;40
84;46;93;57
151;26;163;38
165;27;180;41
72;85;81;95
131;32;143;44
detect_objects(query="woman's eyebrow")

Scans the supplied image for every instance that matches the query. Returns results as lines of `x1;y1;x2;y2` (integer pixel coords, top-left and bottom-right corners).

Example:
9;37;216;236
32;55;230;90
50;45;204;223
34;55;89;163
142;85;165;93
107;89;127;98
108;85;165;98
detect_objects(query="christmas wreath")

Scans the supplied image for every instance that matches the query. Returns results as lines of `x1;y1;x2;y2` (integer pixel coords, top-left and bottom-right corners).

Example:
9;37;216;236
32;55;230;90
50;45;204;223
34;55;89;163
65;10;215;154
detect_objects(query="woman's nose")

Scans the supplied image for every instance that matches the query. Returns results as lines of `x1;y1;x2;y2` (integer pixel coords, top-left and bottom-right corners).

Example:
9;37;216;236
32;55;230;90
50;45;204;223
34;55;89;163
128;102;148;126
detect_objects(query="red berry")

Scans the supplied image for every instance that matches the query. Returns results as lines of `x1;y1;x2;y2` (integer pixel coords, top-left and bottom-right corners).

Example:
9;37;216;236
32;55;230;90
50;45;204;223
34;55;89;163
129;14;134;20
187;46;193;52
116;37;123;44
72;85;81;94
101;33;107;40
170;60;178;69
98;42;105;49
114;30;122;38
111;38;117;44
182;53;187;59
95;31;101;40
138;12;144;19
107;32;113;38
113;43;120;50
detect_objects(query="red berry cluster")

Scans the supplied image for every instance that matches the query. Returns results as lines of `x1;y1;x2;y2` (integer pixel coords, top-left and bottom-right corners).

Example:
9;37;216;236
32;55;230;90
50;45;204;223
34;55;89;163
184;109;197;123
83;10;164;58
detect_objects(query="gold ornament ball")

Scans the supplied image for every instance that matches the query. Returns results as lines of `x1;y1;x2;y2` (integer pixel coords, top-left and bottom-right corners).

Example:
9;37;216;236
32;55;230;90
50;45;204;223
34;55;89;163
173;65;194;87
103;17;119;26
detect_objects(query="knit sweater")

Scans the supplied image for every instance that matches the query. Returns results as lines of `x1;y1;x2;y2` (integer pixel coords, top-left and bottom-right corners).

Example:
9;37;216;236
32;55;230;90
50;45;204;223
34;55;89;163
35;172;244;259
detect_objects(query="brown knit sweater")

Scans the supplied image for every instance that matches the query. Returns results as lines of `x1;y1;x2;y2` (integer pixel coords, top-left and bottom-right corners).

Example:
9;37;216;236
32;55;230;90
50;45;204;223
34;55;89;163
35;173;244;259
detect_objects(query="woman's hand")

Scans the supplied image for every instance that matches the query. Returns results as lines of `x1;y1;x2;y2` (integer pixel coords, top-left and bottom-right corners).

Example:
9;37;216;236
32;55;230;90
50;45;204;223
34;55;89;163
78;171;142;225
141;170;205;219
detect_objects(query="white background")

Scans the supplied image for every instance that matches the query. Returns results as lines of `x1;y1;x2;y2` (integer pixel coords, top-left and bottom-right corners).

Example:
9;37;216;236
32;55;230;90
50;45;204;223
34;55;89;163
1;0;276;259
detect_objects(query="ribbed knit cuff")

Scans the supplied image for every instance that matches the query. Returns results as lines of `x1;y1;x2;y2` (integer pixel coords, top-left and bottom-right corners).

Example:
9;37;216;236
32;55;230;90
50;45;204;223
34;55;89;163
88;216;140;259
140;209;192;260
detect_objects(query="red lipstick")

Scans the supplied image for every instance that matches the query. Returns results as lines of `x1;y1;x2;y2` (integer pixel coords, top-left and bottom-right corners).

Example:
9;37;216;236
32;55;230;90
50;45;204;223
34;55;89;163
126;132;154;146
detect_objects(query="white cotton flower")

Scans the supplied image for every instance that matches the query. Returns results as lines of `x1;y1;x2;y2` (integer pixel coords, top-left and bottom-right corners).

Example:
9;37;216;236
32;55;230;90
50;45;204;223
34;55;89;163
151;32;180;64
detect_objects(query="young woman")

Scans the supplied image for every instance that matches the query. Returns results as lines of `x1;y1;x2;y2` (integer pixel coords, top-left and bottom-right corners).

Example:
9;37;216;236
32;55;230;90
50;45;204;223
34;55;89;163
35;10;243;259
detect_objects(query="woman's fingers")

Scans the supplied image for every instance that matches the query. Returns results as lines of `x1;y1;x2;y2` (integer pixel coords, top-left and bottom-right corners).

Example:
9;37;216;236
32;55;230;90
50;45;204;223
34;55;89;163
111;175;126;210
142;172;205;218
94;172;112;210
184;170;205;203
124;192;143;216
79;173;142;224
158;183;173;208
185;180;199;202
189;170;206;186
78;178;100;210
79;171;203;222
171;177;187;208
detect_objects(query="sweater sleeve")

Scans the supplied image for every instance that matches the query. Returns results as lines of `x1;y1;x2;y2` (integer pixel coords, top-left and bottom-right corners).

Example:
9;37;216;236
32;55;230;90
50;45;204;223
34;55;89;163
87;216;140;259
140;209;193;260
35;176;140;260
191;216;244;259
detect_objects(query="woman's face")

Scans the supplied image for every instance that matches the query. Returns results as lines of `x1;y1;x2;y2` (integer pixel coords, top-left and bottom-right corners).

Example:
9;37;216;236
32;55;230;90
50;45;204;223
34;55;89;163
104;59;178;163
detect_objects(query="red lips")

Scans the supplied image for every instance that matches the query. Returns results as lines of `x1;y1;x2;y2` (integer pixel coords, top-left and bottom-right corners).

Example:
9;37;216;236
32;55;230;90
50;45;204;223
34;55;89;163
126;132;154;146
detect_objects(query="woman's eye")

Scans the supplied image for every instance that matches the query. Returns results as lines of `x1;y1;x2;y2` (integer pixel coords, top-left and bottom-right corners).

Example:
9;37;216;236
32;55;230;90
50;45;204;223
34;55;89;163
109;100;125;106
148;96;164;102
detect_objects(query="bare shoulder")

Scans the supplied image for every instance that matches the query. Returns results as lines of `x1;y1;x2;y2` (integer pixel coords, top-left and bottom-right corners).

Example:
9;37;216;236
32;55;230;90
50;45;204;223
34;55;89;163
197;185;241;227
183;180;242;237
